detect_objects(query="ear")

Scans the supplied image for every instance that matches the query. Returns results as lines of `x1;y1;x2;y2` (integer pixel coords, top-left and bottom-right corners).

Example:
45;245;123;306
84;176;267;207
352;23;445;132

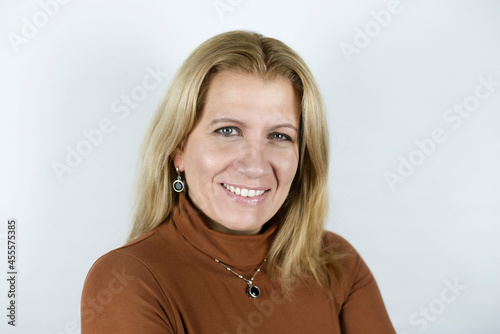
172;147;184;172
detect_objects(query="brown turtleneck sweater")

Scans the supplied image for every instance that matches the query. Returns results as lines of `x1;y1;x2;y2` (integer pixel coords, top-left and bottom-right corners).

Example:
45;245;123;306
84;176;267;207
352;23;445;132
81;193;395;333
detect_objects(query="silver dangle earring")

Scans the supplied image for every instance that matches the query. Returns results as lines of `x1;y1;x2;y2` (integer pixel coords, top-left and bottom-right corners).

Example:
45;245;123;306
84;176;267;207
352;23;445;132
172;167;185;193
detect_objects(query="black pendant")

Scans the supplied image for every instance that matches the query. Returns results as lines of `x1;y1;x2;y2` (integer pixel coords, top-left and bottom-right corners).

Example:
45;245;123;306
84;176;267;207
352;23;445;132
173;179;184;192
247;285;261;299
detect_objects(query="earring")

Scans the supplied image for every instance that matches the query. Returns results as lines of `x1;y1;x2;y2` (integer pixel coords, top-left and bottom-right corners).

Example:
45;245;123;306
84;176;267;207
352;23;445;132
173;167;185;193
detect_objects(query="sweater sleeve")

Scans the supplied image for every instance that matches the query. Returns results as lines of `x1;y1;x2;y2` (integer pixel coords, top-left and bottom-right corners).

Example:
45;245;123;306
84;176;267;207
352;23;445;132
81;251;175;334
328;233;396;334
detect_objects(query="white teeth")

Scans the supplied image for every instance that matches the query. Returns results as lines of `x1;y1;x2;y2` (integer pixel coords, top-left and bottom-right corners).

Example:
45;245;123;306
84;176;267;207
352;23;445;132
222;184;266;197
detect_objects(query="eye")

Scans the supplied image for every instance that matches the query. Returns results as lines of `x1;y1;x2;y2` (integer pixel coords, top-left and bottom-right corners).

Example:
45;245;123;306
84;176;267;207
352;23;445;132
270;132;292;141
215;126;240;136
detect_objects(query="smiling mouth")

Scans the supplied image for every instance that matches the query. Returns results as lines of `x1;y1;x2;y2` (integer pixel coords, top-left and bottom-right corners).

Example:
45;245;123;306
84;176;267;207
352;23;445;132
221;183;268;197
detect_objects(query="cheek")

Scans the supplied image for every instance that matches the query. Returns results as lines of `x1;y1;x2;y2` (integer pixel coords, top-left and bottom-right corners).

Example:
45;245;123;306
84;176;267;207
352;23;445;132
273;149;299;183
185;144;231;183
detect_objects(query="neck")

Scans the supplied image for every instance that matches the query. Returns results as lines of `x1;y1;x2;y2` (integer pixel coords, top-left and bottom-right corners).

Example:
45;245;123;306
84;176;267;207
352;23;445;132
208;219;262;235
186;192;264;235
169;192;278;268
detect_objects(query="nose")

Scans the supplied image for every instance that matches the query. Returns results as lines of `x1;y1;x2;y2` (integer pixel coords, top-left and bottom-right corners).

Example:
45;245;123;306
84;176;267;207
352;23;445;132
235;140;271;178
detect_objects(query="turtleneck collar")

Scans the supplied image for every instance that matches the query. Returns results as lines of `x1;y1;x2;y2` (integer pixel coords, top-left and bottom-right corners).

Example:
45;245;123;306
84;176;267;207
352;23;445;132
170;192;279;270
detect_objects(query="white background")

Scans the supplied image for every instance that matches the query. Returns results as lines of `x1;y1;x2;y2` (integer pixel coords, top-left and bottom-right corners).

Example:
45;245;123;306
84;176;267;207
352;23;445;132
1;0;499;333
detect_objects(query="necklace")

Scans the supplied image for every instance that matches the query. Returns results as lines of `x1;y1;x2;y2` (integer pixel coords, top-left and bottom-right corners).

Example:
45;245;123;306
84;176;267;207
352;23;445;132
214;258;267;299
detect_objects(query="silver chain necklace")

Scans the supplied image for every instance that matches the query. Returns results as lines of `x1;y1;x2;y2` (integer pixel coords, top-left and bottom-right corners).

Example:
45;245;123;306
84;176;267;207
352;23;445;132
214;258;267;299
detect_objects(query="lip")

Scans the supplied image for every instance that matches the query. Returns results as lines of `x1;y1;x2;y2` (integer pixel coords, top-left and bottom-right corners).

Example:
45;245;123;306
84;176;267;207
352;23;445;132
220;183;269;205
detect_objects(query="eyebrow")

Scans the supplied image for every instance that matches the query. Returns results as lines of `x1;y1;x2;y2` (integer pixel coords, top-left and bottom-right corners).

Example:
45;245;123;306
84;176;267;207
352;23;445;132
208;117;299;133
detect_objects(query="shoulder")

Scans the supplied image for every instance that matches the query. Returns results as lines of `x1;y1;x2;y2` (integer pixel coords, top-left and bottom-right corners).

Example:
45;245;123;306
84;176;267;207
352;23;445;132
85;229;159;278
321;231;375;294
321;230;369;270
81;228;175;332
322;230;361;261
321;233;396;332
83;225;175;287
321;230;357;252
82;229;163;302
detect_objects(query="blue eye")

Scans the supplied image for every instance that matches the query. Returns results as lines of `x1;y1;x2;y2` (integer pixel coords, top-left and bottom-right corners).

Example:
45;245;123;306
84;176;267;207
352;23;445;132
271;133;292;141
216;127;239;136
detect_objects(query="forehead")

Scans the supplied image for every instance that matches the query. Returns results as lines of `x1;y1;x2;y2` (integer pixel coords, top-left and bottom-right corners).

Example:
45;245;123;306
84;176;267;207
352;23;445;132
200;71;301;125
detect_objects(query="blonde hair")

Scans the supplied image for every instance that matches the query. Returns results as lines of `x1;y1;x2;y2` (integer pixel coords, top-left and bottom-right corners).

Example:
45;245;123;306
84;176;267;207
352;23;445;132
129;30;344;296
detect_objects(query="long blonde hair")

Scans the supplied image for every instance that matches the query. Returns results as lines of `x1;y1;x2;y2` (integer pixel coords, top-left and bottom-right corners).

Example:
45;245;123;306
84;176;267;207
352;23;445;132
129;30;344;296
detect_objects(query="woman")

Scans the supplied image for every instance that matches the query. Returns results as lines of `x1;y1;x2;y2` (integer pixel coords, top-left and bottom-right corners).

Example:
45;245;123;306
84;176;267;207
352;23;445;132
81;31;396;333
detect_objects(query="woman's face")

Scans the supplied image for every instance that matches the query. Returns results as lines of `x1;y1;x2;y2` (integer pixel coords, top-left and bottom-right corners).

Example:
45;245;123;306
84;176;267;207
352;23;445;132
174;71;300;235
